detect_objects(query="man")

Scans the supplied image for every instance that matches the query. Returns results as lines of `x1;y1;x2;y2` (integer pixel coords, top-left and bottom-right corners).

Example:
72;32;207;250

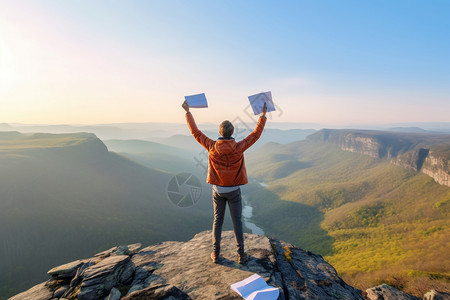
182;100;267;264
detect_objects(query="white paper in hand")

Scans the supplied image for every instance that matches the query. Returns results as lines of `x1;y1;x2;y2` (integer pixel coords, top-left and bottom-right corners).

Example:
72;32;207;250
248;91;276;115
185;93;208;108
230;274;279;300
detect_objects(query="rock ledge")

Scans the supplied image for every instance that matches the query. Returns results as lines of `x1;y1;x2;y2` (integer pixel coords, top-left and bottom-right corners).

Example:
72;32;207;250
9;231;430;300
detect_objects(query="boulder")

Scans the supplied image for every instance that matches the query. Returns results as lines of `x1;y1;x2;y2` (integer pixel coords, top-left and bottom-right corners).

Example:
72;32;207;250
365;284;420;300
47;260;86;279
78;255;135;300
423;289;450;300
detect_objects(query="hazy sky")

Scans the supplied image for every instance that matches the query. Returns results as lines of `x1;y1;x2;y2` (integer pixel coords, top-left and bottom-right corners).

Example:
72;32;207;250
1;1;449;126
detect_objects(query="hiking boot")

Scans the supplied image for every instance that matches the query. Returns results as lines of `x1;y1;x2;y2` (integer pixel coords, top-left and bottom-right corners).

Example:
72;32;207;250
211;251;219;263
237;252;248;264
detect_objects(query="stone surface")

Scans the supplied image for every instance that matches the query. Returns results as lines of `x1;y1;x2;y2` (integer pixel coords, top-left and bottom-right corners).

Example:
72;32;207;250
53;286;68;298
365;284;420;300
47;260;86;278
125;243;142;255
78;255;135;300
122;284;191;299
94;243;142;258
62;260;95;298
8;282;53;300
126;265;156;296
11;230;366;300
423;289;450;300
104;287;122;300
271;239;363;300
82;255;132;284
95;246;119;259
133;231;280;299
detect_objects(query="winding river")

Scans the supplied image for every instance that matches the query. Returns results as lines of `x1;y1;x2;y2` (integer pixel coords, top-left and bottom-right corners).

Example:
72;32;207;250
242;182;267;235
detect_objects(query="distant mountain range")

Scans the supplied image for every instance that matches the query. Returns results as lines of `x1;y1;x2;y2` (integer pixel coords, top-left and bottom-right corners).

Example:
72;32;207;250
0;122;316;141
386;126;436;133
2;121;449;140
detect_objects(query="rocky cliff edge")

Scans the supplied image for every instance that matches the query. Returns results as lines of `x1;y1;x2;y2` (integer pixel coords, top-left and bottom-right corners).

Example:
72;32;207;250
11;231;366;300
12;231;442;300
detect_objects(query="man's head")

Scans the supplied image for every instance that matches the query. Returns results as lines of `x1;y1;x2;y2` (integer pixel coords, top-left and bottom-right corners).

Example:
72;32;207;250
219;120;234;139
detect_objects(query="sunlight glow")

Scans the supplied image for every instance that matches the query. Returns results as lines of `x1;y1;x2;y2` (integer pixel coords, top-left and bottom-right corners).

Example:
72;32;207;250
0;1;449;125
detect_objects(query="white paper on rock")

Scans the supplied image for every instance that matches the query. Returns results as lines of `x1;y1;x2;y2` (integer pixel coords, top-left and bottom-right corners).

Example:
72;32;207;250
185;93;208;108
230;274;280;300
248;91;276;115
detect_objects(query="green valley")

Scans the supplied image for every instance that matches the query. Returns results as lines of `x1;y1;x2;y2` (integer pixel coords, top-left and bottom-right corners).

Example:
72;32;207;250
245;135;450;296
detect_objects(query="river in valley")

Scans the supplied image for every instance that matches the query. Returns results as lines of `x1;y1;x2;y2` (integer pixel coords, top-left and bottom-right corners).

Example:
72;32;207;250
242;182;267;235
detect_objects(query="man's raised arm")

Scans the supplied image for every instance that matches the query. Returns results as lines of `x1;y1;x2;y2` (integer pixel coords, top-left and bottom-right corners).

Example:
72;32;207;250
237;103;267;152
182;100;214;150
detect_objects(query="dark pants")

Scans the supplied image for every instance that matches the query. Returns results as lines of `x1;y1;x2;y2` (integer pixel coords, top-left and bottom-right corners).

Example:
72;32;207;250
212;188;244;255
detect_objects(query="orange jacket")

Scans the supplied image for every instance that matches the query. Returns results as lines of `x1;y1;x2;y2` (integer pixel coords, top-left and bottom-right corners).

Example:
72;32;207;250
186;112;267;186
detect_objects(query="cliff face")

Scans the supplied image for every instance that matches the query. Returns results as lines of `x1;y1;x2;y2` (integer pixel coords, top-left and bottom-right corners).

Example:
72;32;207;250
10;231;365;300
308;129;450;187
422;146;450;187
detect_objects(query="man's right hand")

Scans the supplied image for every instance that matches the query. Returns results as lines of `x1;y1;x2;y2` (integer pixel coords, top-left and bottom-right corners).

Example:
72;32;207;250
261;102;267;117
182;100;190;113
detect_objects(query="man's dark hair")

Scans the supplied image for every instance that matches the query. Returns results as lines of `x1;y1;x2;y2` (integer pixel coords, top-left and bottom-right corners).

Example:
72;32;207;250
219;120;234;139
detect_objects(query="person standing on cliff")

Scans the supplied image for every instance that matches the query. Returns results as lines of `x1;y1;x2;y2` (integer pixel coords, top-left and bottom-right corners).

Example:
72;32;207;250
182;100;267;264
